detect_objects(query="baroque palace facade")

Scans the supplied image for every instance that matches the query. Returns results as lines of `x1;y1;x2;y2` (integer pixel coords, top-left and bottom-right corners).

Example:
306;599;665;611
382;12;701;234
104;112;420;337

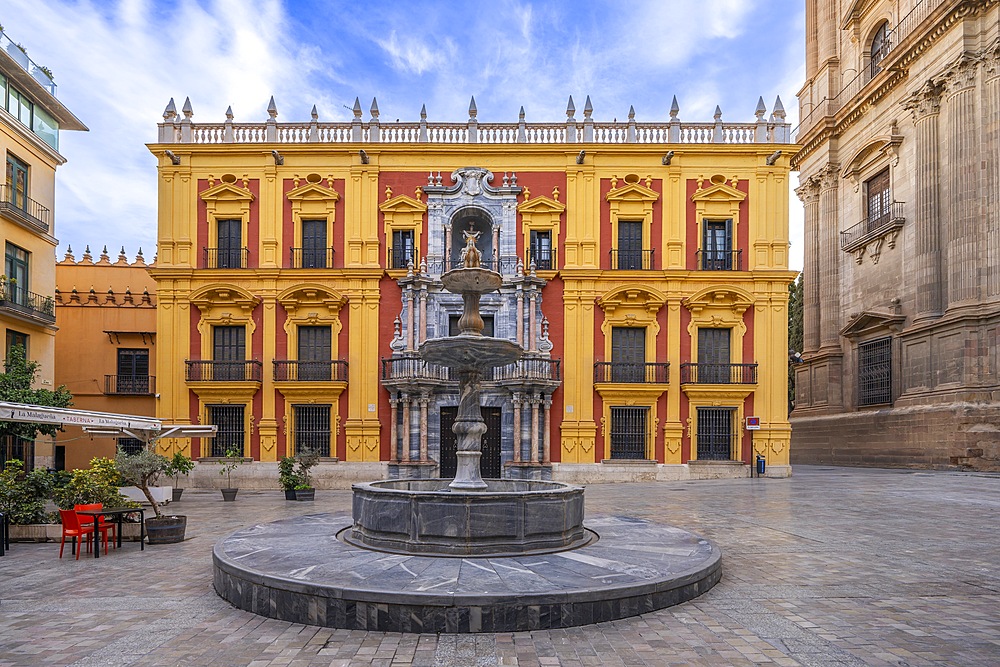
149;95;797;485
793;0;1000;469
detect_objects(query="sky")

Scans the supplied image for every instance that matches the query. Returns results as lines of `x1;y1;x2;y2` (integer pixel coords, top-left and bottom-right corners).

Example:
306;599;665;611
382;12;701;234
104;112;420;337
4;0;806;270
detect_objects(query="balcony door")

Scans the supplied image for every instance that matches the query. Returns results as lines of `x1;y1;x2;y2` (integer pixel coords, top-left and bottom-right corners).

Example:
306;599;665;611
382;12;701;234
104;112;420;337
698;328;730;383
391;229;415;269
703;220;733;270
217;219;242;268
617;221;642;269
865;169;891;232
5;154;28;210
298;325;331;381
117;348;149;394
213;326;245;381
301;220;327;268
4;243;29;304
611;327;645;382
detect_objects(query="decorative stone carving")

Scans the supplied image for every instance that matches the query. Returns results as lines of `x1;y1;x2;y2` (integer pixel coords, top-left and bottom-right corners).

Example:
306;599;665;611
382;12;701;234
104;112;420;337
902;79;944;121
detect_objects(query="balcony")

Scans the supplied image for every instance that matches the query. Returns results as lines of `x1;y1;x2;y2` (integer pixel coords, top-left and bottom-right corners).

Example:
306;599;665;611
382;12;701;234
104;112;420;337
0;184;50;234
381;356;452;382
696;249;742;271
104;375;155;395
0;281;55;325
680;363;757;384
1;31;57;97
288;247;335;269
528;250;553;271
185;360;262;382
493;357;561;382
387;246;416;270
609;249;655;270
594;362;669;384
840;202;905;264
273;360;348;382
203;247;249;269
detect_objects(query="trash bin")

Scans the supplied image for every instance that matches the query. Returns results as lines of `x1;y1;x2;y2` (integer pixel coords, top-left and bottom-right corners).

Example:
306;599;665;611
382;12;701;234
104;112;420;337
755;454;766;477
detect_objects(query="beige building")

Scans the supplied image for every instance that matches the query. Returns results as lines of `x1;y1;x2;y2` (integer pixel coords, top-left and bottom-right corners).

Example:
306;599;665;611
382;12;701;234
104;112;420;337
0;28;87;469
793;0;1000;468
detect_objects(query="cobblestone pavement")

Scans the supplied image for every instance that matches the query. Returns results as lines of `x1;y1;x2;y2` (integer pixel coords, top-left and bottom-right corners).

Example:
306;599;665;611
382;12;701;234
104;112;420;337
1;465;999;666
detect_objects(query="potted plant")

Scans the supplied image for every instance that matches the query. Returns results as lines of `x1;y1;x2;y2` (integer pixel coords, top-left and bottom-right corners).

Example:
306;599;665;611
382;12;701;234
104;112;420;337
294;453;318;501
218;447;245;501
278;456;299;500
165;452;194;502
115;446;186;544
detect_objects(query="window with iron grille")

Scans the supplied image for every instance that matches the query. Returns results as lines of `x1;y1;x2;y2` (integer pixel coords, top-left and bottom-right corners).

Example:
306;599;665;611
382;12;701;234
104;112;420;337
216;218;242;268
696;407;736;460
858;337;892;406
391;229;415;269
294;405;331;457
301;219;328;268
529;230;552;270
208;404;245;458
116;349;150;393
609;406;648;459
117;437;145;456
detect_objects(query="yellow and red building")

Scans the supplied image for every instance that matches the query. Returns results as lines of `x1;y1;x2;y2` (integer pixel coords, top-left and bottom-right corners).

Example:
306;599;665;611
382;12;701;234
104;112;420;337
148;95;796;485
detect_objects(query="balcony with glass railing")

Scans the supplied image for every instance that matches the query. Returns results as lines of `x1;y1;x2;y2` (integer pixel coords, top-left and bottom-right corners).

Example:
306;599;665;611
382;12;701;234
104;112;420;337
0;31;57;97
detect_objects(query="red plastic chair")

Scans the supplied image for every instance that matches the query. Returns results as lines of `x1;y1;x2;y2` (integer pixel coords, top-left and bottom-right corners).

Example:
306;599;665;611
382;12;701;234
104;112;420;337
75;503;117;548
58;509;107;559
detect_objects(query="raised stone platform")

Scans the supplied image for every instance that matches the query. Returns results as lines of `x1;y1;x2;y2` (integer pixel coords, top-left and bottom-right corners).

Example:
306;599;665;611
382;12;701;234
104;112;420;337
213;513;721;633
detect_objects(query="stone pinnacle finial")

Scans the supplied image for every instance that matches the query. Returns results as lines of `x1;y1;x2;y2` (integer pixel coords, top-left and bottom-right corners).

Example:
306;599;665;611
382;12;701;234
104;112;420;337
714;105;722;121
163;98;177;120
773;95;786;118
420;103;427;120
64;245;75;262
182;97;193;118
566;95;575;119
311;104;318;120
267;96;278;119
225;105;234;120
583;95;593;119
352;97;363;118
755;96;767;119
670;95;680;119
628;105;635;120
370;97;379;119
469;96;477;119
519;106;525;120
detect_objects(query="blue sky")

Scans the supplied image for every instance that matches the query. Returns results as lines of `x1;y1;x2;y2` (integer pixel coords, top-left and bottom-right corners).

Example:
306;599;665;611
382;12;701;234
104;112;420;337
5;0;805;269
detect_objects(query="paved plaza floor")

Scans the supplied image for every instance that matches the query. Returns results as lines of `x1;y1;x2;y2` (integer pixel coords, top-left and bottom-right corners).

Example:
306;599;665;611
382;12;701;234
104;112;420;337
1;465;998;666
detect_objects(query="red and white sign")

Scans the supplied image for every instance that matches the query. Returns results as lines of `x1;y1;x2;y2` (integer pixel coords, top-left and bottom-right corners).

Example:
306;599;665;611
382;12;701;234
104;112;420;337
745;416;761;430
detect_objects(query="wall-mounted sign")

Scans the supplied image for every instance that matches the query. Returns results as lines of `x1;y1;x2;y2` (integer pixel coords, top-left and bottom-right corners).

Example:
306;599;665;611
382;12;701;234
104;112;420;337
745;416;761;430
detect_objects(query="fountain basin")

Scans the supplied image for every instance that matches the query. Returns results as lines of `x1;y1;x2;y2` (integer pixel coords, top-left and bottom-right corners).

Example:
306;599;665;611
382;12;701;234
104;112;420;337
350;479;587;556
420;335;523;369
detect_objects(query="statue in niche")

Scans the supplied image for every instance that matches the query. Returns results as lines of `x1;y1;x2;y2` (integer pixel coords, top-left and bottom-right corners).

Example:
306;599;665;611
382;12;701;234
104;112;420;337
461;224;482;268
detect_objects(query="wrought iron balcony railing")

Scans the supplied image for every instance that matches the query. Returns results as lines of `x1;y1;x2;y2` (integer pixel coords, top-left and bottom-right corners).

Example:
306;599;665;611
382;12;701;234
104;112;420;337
594;362;669;384
104;375;156;395
840;202;906;251
203;247;249;269
528;250;553;271
493;357;561;382
696;249;743;271
0;184;50;233
680;363;758;384
185;360;263;382
273;360;348;382
609;249;655;270
288;247;335;269
0;282;55;323
381;356;453;382
387;246;417;270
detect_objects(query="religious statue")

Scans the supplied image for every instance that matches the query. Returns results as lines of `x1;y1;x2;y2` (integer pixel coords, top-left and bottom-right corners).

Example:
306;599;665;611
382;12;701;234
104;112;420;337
461;225;482;268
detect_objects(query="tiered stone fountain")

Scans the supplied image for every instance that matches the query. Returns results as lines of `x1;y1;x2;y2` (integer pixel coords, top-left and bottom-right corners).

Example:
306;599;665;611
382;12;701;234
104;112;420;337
213;237;721;632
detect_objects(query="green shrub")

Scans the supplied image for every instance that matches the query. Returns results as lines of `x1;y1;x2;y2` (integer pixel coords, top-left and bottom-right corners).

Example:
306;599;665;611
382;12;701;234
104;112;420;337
0;459;55;524
278;456;300;491
52;457;134;511
115;447;169;518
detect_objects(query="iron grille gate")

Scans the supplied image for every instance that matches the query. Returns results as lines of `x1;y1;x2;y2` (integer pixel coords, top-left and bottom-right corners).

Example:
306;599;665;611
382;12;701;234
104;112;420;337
209;404;245;457
858;337;892;406
438;406;502;479
697;407;735;461
609;407;648;459
294;405;331;457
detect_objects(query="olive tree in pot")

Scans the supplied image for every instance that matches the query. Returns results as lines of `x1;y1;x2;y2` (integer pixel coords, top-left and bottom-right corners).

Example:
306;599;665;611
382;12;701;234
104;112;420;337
115;446;186;544
278;456;299;500
218;447;246;501
294;453;318;501
166;452;194;502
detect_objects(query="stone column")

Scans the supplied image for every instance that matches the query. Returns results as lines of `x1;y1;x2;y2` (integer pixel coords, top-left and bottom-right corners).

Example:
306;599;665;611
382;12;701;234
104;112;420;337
516;288;524;346
401;394;411;462
389;395;399;461
796;178;821;352
405;287;414;352
419;393;429;462
817;165;841;349
542;397;552;464
419;286;427;346
528;289;538;352
984;45;1000;297
817;0;837;66
530;394;541;463
943;57;980;306
492;225;500;269
512;393;522;463
805;0;818;77
903;80;945;320
444;225;452;266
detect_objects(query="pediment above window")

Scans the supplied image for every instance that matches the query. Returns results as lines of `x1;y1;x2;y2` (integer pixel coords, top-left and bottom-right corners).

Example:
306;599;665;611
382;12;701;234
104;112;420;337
200;181;254;218
277;284;347;318
605;180;659;206
286;181;340;203
683;286;754;318
597;285;666;317
841;126;903;192
690;182;746;205
379;193;427;215
840;309;904;338
518;194;565;216
190;284;259;314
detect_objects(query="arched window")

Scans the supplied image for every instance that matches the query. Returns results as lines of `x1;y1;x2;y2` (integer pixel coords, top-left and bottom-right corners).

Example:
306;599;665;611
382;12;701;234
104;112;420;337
869;22;889;80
